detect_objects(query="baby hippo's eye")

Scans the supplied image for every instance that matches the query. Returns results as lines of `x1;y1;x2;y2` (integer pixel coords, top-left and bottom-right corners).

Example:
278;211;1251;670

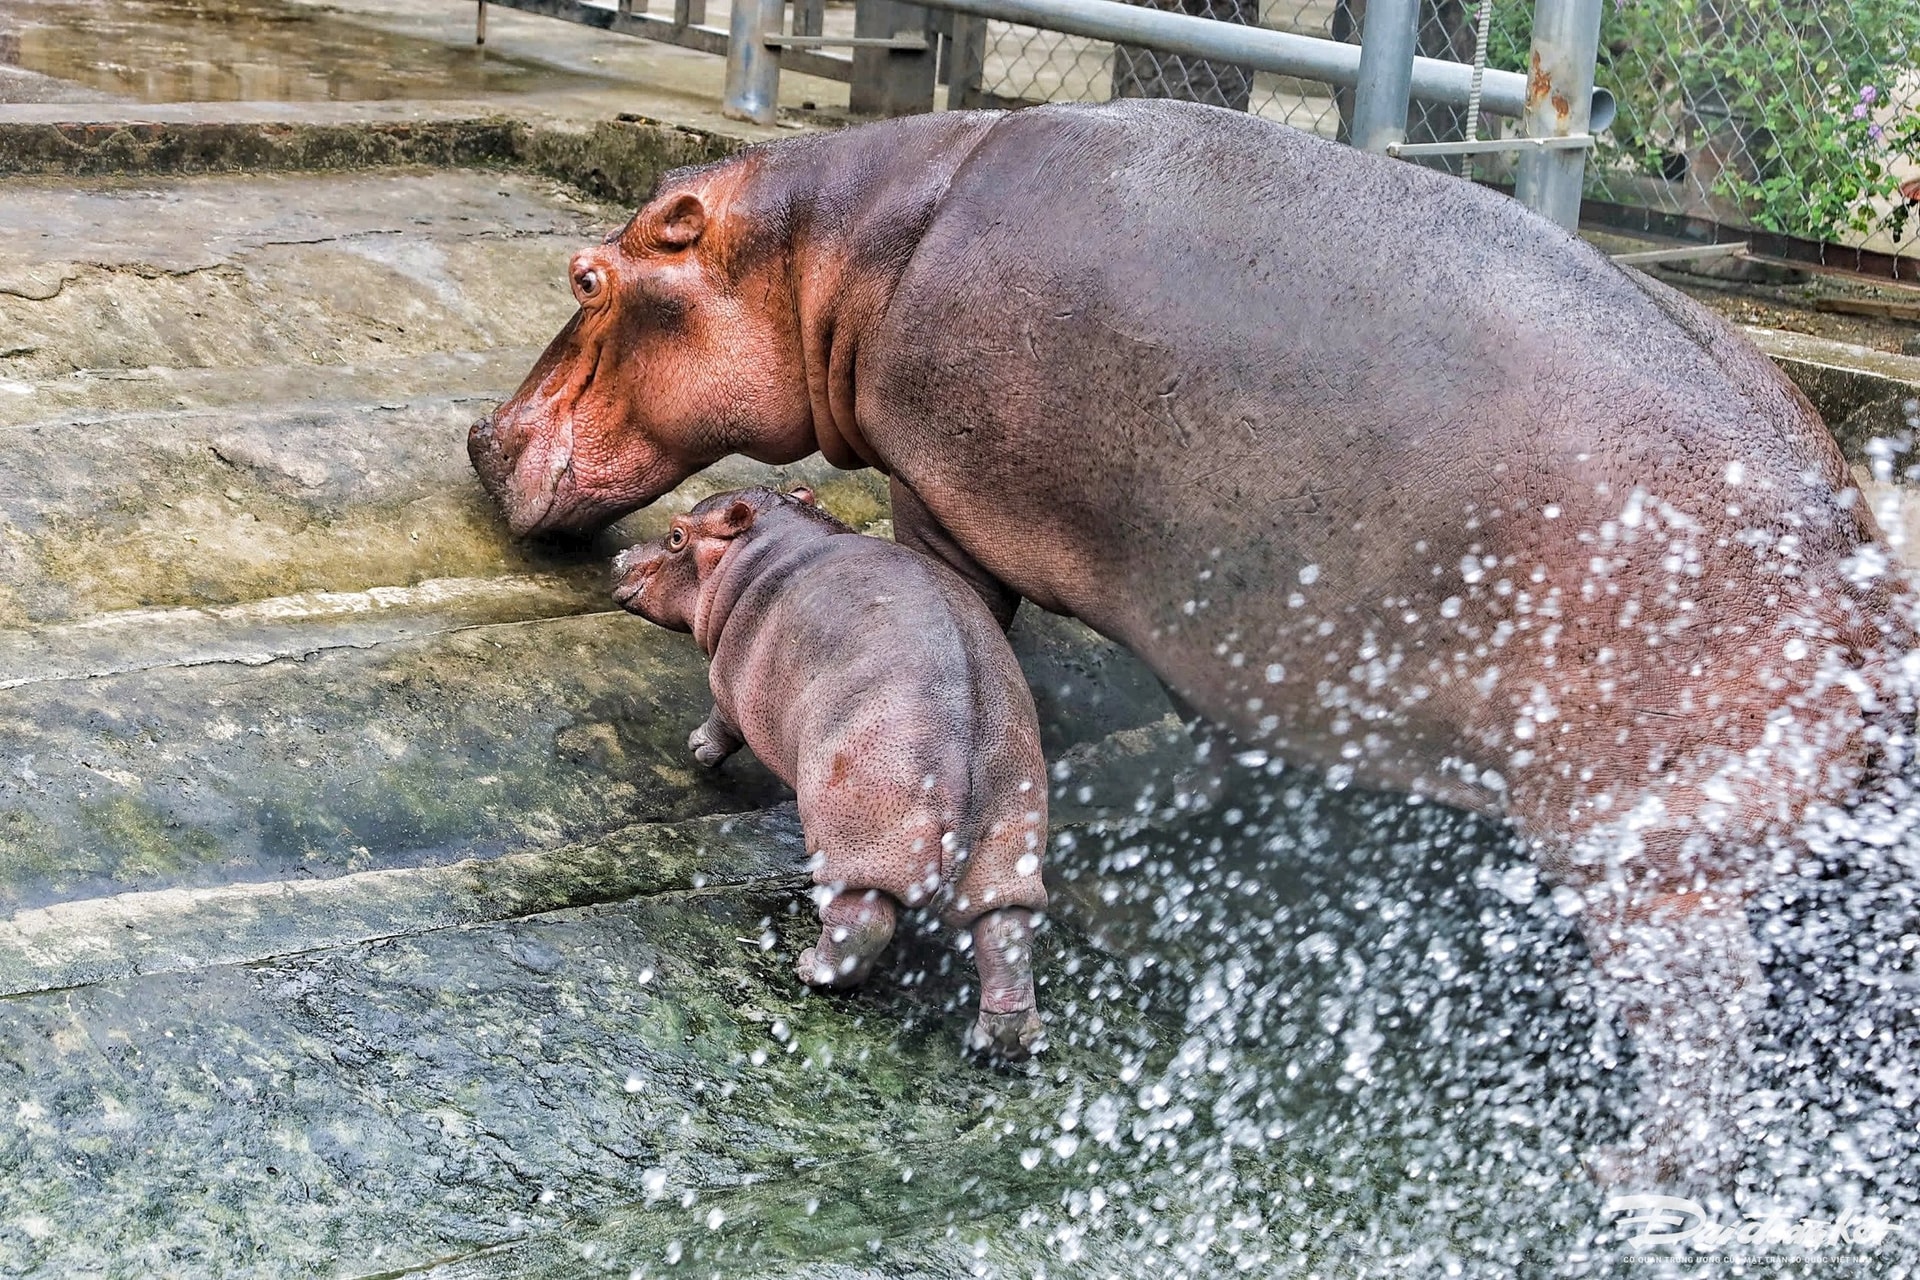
667;527;687;550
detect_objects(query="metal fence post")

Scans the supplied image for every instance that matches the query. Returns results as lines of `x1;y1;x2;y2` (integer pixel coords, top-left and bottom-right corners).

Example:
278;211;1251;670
946;14;988;108
1349;0;1419;153
849;0;936;116
1514;0;1603;229
723;0;785;125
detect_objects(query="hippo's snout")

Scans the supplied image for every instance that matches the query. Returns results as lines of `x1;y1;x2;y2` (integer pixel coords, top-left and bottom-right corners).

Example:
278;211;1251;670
610;545;660;610
467;411;514;505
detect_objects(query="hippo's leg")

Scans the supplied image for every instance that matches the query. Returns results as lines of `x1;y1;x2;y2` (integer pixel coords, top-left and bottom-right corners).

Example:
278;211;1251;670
797;888;899;989
1573;880;1763;1189
964;907;1046;1063
688;706;743;768
889;477;1021;629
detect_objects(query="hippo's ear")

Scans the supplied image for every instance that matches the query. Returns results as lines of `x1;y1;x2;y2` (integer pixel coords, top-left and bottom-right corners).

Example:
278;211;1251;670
716;499;758;537
788;486;817;506
626;191;707;255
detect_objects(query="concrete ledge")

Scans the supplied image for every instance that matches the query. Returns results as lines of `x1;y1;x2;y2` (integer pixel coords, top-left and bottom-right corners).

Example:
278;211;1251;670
0;116;522;177
1747;327;1920;460
0;109;740;206
519;113;737;204
0;806;809;998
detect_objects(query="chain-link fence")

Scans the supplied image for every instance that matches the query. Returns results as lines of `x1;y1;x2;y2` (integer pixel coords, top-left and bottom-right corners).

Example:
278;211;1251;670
968;0;1349;138
963;0;1920;254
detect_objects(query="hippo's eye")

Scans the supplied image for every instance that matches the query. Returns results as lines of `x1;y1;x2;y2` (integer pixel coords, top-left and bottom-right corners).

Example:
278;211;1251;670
572;267;605;306
666;527;687;550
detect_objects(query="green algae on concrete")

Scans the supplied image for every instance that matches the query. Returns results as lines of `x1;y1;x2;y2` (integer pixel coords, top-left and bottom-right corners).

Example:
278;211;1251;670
0;116;522;177
0;610;783;909
516;115;737;207
0;113;737;191
0;806;812;997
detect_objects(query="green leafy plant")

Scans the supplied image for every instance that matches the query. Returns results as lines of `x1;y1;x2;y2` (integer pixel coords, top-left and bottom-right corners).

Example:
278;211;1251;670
1484;0;1920;244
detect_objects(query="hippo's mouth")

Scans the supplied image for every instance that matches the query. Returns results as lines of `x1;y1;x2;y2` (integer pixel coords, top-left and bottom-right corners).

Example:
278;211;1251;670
468;406;586;538
471;402;692;538
611;575;647;610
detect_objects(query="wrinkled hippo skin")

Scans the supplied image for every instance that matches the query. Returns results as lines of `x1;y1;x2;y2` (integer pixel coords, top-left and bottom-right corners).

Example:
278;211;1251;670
612;486;1049;1060
474;99;1916;1182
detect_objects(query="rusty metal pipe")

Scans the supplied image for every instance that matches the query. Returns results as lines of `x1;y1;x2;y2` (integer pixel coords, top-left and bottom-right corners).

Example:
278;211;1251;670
1514;0;1605;228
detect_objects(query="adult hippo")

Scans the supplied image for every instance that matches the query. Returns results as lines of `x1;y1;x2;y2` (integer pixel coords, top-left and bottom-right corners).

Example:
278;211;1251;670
469;99;1914;1183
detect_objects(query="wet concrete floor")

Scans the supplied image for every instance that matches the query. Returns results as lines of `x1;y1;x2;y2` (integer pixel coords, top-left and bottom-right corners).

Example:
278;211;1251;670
0;0;617;104
0;0;855;129
3;8;1920;1273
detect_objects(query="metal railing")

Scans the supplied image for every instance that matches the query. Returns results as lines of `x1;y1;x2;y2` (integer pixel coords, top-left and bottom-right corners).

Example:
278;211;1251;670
475;0;1617;228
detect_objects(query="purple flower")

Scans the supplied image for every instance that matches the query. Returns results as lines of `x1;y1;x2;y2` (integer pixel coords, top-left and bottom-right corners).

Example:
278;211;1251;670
1853;102;1870;119
1860;84;1879;104
1870;123;1884;141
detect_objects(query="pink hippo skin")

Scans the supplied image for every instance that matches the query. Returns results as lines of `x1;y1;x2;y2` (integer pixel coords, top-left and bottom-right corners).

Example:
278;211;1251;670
611;486;1050;1060
474;100;1918;1182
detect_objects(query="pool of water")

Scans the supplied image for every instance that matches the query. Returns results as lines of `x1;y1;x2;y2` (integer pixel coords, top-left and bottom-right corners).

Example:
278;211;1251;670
0;0;616;102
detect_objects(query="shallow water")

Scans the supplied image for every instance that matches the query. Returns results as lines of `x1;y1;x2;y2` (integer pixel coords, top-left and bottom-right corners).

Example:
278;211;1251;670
994;755;1920;1275
0;0;615;101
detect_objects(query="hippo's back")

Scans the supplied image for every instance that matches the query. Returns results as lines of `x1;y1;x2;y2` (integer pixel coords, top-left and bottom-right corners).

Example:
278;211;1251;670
723;536;1040;799
872;99;1848;580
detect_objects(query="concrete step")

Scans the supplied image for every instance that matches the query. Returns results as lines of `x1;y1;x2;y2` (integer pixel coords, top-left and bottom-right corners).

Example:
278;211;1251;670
0;609;784;911
0;386;890;623
0;345;540;427
0;588;1169;913
0;169;607;381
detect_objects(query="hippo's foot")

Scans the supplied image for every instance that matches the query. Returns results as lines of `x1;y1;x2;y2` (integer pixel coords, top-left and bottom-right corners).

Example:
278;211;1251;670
967;907;1044;1066
965;1007;1046;1065
797;889;899;990
687;715;740;769
795;944;876;990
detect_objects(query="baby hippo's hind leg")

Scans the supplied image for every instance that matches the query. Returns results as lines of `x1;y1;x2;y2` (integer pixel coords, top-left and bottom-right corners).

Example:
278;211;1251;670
965;907;1045;1063
797;889;899;989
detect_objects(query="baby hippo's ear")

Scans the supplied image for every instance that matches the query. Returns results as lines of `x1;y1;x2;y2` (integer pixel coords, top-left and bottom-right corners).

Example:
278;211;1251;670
788;486;817;506
715;498;758;537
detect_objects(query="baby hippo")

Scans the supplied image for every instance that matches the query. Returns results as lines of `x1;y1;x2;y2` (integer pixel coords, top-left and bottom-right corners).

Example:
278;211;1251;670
611;486;1049;1060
